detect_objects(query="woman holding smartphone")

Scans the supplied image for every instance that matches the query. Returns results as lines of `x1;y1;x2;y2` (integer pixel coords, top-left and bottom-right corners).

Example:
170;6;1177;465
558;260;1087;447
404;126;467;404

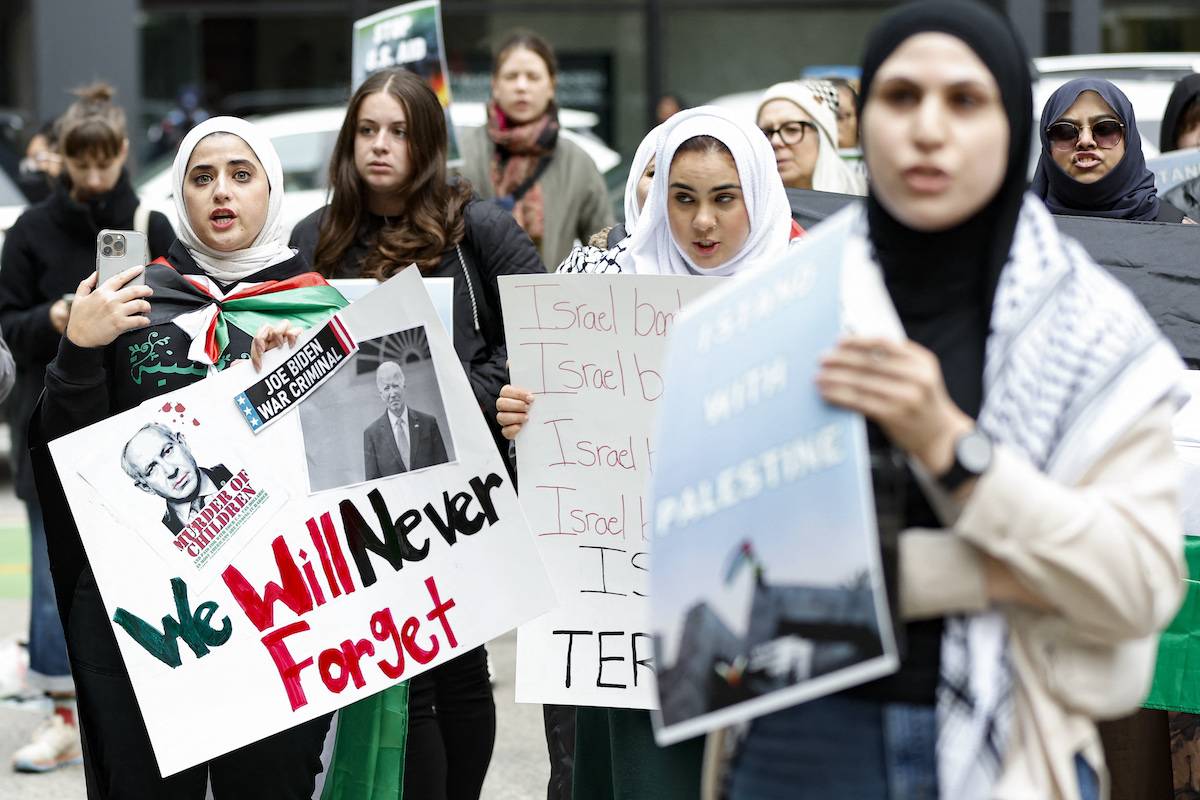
32;116;336;797
0;82;173;774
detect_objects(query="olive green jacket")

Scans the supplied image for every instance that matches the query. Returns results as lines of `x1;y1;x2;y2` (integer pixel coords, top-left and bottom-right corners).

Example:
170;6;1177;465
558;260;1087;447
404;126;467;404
455;124;613;271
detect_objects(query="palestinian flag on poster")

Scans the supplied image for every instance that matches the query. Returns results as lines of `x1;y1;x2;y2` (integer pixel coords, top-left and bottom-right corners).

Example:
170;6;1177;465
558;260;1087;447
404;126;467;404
143;260;349;367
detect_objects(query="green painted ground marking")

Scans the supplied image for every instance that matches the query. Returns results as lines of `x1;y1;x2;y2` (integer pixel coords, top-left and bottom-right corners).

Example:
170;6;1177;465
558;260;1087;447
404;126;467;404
0;524;30;599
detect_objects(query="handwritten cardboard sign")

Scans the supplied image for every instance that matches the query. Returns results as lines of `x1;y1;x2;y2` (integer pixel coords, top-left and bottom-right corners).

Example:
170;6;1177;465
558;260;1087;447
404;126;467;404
51;269;555;776
235;314;356;432
500;273;712;709
648;211;898;743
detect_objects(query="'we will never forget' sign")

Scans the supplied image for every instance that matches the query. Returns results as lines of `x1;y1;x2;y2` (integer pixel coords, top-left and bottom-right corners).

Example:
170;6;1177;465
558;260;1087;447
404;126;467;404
52;269;555;776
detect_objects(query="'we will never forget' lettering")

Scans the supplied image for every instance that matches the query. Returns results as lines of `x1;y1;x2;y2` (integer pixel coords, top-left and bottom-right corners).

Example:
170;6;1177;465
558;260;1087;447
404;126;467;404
112;472;505;711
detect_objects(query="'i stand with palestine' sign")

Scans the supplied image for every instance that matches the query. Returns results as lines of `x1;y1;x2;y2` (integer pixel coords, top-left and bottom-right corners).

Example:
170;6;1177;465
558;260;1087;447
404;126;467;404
353;1;462;166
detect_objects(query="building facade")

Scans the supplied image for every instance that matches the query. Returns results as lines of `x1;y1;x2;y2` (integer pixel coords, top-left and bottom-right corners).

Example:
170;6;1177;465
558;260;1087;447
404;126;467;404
2;0;1199;165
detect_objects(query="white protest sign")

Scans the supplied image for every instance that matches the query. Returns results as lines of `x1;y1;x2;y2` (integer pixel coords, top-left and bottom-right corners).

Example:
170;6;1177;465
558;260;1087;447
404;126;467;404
500;273;712;709
51;269;555;776
329;277;455;337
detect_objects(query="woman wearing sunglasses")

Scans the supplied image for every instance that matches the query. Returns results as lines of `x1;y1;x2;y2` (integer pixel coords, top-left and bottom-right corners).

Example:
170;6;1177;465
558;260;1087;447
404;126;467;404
1032;78;1190;222
755;81;865;196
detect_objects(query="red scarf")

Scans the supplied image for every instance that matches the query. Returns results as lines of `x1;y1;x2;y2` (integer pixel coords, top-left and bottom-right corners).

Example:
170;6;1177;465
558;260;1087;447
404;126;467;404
486;100;560;247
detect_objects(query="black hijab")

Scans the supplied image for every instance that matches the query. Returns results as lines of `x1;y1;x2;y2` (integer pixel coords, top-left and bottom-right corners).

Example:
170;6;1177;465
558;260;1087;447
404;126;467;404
1160;74;1200;153
1030;78;1159;221
859;0;1032;418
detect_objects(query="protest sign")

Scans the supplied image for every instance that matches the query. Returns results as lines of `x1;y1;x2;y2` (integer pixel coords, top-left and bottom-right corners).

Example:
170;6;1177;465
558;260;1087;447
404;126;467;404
352;1;461;165
500;273;713;709
1148;147;1200;194
330;276;455;337
50;268;555;776
648;212;898;744
235;314;357;433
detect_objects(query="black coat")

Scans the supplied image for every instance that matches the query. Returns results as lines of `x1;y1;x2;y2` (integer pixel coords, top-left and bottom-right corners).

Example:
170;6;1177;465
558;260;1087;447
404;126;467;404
290;198;545;456
0;172;173;500
30;244;332;796
33;244;313;630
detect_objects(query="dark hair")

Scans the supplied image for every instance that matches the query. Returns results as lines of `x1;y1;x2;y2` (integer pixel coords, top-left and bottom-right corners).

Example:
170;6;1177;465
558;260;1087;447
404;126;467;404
58;82;126;160
314;68;472;278
672;135;733;164
1177;98;1200;149
493;30;558;80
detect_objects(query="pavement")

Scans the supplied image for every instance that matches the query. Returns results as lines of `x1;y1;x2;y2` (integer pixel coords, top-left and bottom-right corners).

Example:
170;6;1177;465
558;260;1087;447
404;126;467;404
0;478;548;799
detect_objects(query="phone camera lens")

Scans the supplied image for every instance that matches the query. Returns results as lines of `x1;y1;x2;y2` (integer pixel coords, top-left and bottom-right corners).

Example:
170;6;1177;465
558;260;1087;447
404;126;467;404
114;241;126;254
101;234;113;246
101;246;113;257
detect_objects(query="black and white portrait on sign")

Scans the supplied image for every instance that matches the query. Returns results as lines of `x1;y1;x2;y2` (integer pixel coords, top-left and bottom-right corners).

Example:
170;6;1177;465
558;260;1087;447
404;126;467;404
121;422;232;535
300;324;457;493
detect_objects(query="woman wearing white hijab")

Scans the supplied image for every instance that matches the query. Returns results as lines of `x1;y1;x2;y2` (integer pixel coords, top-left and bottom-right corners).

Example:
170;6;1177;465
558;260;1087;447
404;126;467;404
558;106;796;280
35;116;341;797
494;107;797;800
757;81;867;196
619;105;793;277
170;116;297;283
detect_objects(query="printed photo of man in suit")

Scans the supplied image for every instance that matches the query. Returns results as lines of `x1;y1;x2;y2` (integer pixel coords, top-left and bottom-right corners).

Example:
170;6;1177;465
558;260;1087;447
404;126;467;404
120;423;233;535
364;361;449;480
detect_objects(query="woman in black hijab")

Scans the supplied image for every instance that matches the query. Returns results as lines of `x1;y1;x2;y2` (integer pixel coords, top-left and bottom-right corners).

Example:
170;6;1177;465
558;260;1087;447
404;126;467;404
1159;74;1200;220
725;2;1185;799
1032;78;1187;222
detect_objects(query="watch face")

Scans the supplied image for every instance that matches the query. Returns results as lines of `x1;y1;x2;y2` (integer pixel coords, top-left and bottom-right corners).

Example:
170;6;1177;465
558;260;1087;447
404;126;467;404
958;431;992;474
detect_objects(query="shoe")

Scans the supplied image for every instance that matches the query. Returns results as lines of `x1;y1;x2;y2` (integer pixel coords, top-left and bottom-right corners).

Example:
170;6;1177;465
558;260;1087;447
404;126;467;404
12;714;82;773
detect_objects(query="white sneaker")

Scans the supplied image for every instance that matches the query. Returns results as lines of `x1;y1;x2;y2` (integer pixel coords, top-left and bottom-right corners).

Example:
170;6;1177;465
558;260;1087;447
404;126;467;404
12;714;82;773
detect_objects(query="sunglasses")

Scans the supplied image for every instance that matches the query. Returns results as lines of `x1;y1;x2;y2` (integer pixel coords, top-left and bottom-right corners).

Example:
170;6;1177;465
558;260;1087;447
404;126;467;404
760;120;818;147
1045;118;1125;151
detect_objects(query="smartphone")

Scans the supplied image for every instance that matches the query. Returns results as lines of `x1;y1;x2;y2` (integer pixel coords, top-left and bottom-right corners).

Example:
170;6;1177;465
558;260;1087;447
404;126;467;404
96;229;148;287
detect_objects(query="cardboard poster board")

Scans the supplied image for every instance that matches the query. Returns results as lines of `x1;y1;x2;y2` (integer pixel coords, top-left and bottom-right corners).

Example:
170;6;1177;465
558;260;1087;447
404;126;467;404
500;273;712;709
648;212;898;743
352;0;462;165
50;269;554;776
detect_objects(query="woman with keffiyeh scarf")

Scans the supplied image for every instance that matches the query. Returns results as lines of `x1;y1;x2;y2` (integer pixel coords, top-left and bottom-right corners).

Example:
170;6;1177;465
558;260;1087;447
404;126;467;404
30;117;383;798
456;30;612;270
725;3;1186;799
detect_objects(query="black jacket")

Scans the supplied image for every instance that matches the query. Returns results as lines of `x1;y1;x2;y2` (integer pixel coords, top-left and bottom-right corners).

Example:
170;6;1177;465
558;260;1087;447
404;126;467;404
33;244;313;631
31;244;331;797
0;172;173;500
290;198;545;455
42;242;311;439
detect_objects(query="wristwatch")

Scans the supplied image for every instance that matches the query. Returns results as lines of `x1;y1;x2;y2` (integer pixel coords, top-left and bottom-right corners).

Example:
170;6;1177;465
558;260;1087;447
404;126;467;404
937;428;993;492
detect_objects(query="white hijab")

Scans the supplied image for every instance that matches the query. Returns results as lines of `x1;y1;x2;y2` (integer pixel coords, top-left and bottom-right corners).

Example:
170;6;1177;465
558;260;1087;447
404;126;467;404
757;81;866;196
623;124;664;234
621;106;793;277
171;116;296;283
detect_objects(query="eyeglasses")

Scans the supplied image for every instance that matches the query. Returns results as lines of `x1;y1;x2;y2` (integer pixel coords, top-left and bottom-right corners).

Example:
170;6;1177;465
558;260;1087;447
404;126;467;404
1045;118;1125;151
760;120;818;146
